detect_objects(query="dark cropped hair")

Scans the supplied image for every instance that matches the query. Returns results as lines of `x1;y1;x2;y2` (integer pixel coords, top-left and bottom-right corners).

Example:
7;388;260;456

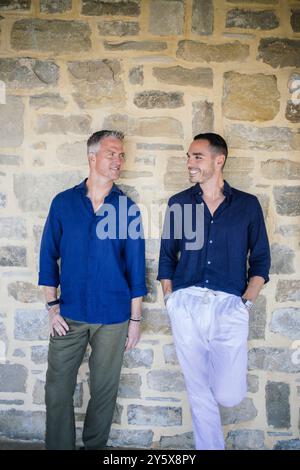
194;132;228;168
87;130;124;154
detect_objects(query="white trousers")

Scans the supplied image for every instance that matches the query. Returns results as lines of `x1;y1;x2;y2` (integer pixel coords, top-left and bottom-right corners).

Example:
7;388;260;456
166;286;249;450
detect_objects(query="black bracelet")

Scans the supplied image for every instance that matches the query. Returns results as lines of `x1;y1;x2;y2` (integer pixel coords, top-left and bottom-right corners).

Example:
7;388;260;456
129;318;141;322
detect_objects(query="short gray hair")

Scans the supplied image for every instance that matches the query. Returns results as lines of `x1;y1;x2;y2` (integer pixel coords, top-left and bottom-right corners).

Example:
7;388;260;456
87;130;124;155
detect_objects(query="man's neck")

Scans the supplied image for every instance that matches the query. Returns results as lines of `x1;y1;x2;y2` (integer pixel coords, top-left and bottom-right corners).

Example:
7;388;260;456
86;173;114;201
200;176;225;201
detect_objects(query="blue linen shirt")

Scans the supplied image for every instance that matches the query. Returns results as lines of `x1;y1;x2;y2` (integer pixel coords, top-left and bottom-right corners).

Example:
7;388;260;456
39;179;147;324
157;181;271;296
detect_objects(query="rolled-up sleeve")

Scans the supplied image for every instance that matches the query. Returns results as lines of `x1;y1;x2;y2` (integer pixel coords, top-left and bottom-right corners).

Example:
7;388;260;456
38;196;62;287
247;197;271;283
124;205;147;299
157;200;180;281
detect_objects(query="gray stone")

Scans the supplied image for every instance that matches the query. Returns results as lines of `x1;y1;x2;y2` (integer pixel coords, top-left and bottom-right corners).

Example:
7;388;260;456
113;403;123;425
276;280;300;302
249;295;266;340
192;0;213;35
128;405;182;426
226;9;279;30
137;143;183;151
163;344;178;365
68;60;124;109
270;308;300;340
123;348;154;369
270;244;295;274
118;373;141;398
145;259;158;303
0;58;59;89
266;381;290;428
262;159;300;179
226;429;265;450
98;20;139;36
33;379;45;405
159;432;194;450
30;93;67;110
118;184;140;203
177;40;249;63
135;155;155;166
0;363;27;392
8;281;44;303
121;171;151;179
0;218;26;239
0;409;45;440
56;141;87;166
13;348;25;358
153;65;213;88
104;40;167;51
0;154;21;165
11;19;92;53
258;38;300;68
220;398;257;425
0;400;24;405
147;370;185;392
277;225;300;238
291;10;300;32
149;0;184;35
274;439;300;450
134;90;184;109
40;0;71;13
273;186;300;216
248;347;300;373
286;101;300;123
0;193;7;208
31;345;48;364
0;321;7;359
107;429;153;449
82;0;140;16
103;114;183;138
129;66;143;85
247;374;259;393
0;246;26;267
223;72;279;121
37;114;91;135
14;309;49;341
192;101;214;135
225;125;299;151
226;0;278;3
0;0;30;10
0;96;24;147
142;308;171;335
14;172;84;212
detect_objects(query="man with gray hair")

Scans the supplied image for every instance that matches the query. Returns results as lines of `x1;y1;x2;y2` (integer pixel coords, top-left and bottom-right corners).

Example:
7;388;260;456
39;130;147;449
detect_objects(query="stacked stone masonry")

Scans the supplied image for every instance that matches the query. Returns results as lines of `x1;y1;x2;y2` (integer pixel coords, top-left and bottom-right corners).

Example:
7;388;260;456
0;0;300;450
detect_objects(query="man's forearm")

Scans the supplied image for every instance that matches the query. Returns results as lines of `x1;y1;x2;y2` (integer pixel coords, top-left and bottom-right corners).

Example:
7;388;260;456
243;276;265;303
160;279;173;297
130;297;142;320
43;286;58;303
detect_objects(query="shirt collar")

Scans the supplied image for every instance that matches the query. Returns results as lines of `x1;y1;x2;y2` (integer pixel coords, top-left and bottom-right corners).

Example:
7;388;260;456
74;178;123;195
190;180;233;198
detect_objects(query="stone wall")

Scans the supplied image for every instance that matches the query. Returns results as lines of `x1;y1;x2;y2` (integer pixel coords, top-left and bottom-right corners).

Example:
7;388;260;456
0;0;300;450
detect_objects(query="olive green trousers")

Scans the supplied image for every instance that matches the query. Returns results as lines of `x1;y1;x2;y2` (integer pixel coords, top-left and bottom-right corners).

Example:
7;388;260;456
45;318;128;450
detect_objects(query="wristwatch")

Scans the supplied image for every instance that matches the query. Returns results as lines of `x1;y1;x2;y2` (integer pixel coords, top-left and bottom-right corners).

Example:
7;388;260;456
45;299;60;311
241;297;254;311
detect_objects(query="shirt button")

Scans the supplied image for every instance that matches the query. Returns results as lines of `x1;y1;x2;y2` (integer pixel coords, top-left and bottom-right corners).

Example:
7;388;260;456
205;280;209;283
207;261;211;264
211;220;214;224
209;240;213;243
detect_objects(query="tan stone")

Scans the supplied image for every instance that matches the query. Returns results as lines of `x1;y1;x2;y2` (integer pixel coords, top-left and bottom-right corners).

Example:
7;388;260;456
223;72;280;121
103;114;183;138
153;65;213;88
261;159;300;180
177;40;249;63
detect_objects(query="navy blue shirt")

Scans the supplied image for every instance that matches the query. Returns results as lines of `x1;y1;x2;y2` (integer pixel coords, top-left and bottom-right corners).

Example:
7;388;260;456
39;179;147;324
157;181;270;296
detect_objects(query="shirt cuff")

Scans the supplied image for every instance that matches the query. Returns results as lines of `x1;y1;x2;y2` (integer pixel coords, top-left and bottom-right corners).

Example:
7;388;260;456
38;272;60;288
130;284;147;299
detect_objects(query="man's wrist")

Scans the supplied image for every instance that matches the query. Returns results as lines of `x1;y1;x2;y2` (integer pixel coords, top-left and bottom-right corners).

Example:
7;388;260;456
45;299;60;311
164;292;172;305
